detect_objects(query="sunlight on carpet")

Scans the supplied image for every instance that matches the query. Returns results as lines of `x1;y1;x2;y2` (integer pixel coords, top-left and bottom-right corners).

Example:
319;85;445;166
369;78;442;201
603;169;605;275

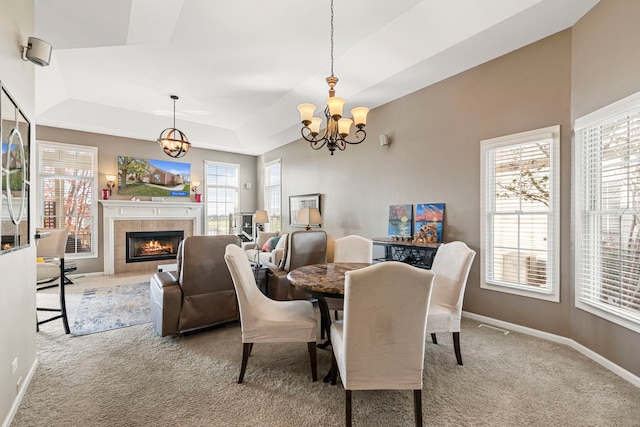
72;282;151;336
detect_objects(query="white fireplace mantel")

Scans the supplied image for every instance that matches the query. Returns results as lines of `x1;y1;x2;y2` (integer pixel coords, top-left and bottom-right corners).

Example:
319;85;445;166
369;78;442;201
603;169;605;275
99;200;203;274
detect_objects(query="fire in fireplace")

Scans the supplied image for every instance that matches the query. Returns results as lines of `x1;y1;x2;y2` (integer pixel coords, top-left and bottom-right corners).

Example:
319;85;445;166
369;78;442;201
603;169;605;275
125;231;184;263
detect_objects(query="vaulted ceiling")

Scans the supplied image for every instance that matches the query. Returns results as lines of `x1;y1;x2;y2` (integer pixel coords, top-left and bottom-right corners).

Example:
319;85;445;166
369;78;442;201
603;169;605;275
34;0;599;155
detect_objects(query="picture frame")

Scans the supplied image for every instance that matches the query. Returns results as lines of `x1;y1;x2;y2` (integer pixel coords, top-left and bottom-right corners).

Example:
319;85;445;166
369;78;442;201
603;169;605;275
414;203;445;243
117;156;192;198
387;204;413;238
1;81;31;254
289;193;321;227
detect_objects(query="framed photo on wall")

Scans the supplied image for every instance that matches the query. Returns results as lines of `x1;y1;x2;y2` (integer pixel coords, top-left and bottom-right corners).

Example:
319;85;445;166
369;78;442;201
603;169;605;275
289;193;321;227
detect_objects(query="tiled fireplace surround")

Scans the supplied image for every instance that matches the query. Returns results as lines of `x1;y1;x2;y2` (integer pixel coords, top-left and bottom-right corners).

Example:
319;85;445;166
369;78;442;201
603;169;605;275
99;200;202;274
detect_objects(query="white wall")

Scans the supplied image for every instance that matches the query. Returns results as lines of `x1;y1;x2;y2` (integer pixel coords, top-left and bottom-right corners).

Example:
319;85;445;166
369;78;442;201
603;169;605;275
0;0;37;425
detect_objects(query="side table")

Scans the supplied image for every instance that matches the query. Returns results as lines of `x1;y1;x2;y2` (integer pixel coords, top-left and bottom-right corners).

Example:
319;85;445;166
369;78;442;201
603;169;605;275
251;263;269;296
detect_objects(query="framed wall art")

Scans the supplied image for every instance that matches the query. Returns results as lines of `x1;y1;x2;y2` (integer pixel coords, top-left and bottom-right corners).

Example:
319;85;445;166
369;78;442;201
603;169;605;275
289;193;321;227
1;81;31;254
117;156;192;198
388;204;413;238
414;203;445;243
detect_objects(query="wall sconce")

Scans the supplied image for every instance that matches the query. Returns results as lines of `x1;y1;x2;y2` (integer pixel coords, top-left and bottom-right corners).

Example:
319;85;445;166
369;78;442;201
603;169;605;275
296;207;323;231
191;181;201;202
105;175;117;195
21;37;52;66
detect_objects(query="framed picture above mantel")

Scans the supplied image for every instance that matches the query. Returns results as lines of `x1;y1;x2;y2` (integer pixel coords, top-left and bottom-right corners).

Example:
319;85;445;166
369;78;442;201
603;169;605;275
289;193;321;227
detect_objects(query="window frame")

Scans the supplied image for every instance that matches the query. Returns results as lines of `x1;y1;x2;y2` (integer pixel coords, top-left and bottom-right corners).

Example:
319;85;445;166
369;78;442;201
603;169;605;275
37;140;98;259
480;125;560;302
263;158;281;232
203;160;239;236
574;91;640;334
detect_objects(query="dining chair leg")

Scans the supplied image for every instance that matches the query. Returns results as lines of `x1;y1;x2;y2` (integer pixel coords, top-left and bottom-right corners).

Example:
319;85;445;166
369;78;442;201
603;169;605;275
453;332;463;365
238;342;252;383
345;389;352;427
330;352;338;385
430;333;438;344
308;342;318;382
414;389;423;426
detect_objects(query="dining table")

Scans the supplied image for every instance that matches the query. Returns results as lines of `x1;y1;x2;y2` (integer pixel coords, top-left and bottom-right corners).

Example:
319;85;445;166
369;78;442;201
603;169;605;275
287;262;371;381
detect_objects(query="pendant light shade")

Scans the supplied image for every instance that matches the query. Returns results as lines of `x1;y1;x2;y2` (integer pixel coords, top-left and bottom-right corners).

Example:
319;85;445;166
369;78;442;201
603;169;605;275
157;95;190;158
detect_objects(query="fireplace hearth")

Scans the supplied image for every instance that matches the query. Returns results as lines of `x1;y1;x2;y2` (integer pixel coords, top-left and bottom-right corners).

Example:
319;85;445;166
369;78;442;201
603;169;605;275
126;231;184;263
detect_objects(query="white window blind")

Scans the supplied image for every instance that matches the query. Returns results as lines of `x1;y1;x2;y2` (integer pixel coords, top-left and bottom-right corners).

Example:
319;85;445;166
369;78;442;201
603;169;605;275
38;141;97;258
204;161;238;235
480;126;560;301
264;159;281;232
575;91;640;333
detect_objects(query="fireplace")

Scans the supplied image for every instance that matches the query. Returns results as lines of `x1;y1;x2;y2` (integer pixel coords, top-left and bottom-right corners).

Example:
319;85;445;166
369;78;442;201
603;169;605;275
125;231;184;263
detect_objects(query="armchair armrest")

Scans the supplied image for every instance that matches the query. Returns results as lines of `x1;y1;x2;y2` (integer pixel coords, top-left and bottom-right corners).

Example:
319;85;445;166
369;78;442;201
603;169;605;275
271;248;285;267
266;266;312;301
266;268;290;301
242;242;257;251
150;272;182;336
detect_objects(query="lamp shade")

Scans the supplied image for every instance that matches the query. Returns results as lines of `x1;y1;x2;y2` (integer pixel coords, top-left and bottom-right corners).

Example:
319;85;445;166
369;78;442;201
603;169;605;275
105;175;117;183
296;207;322;230
254;210;269;224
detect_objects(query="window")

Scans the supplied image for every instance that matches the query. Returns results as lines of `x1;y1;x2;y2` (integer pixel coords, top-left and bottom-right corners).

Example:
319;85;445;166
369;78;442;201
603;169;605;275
264;159;281;231
38;141;98;258
204;161;239;235
575;92;640;333
480;126;560;301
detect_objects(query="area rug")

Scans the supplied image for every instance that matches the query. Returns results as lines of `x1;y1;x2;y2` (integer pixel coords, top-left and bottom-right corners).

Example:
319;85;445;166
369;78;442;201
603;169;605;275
72;282;151;336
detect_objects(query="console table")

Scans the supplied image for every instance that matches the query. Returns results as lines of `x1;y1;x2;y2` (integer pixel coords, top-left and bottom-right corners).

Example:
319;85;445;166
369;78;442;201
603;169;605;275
372;237;440;269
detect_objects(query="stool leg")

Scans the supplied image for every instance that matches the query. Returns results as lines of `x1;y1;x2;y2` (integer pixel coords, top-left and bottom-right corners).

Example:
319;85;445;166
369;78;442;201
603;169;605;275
59;261;70;334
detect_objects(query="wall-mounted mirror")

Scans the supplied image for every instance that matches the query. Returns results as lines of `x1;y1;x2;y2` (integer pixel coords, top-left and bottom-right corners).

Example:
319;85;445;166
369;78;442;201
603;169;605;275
1;81;31;254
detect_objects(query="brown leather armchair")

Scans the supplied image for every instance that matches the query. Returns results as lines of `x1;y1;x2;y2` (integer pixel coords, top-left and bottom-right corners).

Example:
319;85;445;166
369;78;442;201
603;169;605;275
267;230;327;300
150;235;241;336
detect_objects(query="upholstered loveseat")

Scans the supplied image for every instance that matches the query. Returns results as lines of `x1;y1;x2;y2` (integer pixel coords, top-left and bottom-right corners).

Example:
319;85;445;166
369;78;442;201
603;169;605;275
242;231;287;267
150;235;241;336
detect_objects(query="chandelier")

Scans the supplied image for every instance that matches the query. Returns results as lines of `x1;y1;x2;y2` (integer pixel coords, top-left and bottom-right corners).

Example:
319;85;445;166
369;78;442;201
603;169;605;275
297;0;369;155
157;95;191;158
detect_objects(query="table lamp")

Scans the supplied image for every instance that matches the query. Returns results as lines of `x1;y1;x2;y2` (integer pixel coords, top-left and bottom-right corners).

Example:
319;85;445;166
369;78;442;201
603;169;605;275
296;207;322;230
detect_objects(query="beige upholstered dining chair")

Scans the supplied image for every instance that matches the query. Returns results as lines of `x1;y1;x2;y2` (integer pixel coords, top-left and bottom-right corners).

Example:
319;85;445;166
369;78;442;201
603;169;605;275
325;235;373;321
330;261;435;427
426;241;475;365
36;228;71;334
224;244;318;383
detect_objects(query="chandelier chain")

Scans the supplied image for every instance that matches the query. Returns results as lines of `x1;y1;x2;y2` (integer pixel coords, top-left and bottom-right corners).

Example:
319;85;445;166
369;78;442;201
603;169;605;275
330;0;334;77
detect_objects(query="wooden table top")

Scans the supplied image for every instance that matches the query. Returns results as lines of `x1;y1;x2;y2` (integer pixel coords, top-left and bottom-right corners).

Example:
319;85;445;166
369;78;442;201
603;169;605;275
287;263;371;296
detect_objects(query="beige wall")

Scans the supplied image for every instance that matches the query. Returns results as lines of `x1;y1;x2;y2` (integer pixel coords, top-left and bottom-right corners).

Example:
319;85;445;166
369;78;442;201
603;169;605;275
261;2;640;379
36;126;258;274
1;0;37;423
570;0;640;377
263;28;573;332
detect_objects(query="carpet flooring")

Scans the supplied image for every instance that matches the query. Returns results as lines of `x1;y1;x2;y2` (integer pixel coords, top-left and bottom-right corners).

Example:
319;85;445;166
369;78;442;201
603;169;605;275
72;282;151;336
15;273;640;426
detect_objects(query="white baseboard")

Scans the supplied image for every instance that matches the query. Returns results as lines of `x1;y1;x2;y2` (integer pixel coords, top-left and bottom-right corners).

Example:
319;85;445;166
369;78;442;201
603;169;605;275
2;358;38;427
462;311;640;389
